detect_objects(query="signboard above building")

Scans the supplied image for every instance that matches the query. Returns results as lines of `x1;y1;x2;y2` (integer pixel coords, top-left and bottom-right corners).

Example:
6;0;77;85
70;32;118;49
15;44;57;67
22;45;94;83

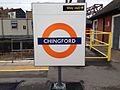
32;3;86;66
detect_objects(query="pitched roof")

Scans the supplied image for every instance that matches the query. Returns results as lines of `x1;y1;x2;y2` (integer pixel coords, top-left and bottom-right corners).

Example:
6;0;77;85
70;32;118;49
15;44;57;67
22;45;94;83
9;8;23;12
91;0;120;19
0;8;23;13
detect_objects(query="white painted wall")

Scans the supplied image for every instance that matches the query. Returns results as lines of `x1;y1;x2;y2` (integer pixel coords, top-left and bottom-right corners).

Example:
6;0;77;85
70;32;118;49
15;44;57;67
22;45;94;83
18;20;27;35
4;19;27;35
0;19;33;36
8;12;16;19
0;20;2;36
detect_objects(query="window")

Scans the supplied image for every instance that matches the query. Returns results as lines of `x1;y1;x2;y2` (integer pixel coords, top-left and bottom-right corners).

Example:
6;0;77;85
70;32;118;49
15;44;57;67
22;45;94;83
13;42;20;50
23;25;26;29
23;41;33;49
11;20;18;29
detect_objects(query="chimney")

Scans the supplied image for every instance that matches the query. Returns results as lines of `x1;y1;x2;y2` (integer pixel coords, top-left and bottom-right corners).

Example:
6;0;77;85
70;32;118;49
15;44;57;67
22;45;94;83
0;7;3;10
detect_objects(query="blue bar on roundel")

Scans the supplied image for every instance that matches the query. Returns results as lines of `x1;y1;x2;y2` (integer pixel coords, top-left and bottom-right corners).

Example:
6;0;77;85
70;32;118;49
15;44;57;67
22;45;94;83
38;37;81;45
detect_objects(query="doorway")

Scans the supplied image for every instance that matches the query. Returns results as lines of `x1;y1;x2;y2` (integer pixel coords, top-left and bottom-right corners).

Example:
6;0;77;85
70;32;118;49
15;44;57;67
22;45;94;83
113;15;120;49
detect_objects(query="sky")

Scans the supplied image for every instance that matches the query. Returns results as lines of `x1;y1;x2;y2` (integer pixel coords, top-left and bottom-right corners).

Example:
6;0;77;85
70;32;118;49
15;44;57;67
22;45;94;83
0;0;113;11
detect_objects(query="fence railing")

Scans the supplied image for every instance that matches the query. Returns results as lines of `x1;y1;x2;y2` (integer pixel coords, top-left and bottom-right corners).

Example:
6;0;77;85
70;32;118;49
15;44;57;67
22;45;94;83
0;49;34;62
86;30;112;61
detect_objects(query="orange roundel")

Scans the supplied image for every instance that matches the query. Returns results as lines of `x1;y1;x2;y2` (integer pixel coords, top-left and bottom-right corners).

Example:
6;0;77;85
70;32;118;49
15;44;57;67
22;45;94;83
42;23;77;58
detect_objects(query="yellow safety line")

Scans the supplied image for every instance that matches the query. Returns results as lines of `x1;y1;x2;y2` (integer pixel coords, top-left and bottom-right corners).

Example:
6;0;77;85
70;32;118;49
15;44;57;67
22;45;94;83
0;66;49;72
0;69;49;72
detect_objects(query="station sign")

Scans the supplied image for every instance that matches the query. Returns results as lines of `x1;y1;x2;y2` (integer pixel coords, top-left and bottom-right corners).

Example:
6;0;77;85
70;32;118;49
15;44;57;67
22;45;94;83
32;3;86;66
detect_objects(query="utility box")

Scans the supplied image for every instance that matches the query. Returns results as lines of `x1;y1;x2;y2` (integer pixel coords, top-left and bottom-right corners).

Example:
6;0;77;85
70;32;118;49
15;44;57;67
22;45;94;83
32;3;86;66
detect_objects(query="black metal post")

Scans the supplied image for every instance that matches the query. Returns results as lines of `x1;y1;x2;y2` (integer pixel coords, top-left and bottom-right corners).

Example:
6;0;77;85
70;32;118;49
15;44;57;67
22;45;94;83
52;66;66;90
58;66;62;86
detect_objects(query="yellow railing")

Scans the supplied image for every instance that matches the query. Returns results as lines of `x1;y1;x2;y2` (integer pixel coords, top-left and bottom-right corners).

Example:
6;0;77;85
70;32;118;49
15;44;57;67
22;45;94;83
86;30;112;61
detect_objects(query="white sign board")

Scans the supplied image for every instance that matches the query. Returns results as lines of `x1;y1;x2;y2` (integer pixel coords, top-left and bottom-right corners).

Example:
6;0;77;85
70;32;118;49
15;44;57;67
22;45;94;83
32;3;86;66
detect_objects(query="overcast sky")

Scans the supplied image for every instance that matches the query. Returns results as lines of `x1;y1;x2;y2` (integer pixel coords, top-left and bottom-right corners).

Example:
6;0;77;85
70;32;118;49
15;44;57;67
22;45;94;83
0;0;113;11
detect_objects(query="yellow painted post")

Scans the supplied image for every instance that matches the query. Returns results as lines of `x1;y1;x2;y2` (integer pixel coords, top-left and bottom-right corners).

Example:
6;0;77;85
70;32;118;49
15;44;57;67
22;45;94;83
90;30;92;49
107;32;112;61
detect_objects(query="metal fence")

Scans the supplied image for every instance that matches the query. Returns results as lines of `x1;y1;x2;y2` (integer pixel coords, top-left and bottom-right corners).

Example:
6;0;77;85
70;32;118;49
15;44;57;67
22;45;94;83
86;30;112;61
0;39;34;62
0;49;34;62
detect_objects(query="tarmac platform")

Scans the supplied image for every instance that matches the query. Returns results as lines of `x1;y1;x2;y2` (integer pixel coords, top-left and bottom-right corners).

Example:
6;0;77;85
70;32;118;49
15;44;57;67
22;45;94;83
0;49;119;90
0;61;119;90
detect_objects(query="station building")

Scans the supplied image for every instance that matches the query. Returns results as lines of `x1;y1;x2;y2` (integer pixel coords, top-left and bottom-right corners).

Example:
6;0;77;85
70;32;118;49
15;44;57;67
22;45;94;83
90;0;120;50
0;8;33;52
